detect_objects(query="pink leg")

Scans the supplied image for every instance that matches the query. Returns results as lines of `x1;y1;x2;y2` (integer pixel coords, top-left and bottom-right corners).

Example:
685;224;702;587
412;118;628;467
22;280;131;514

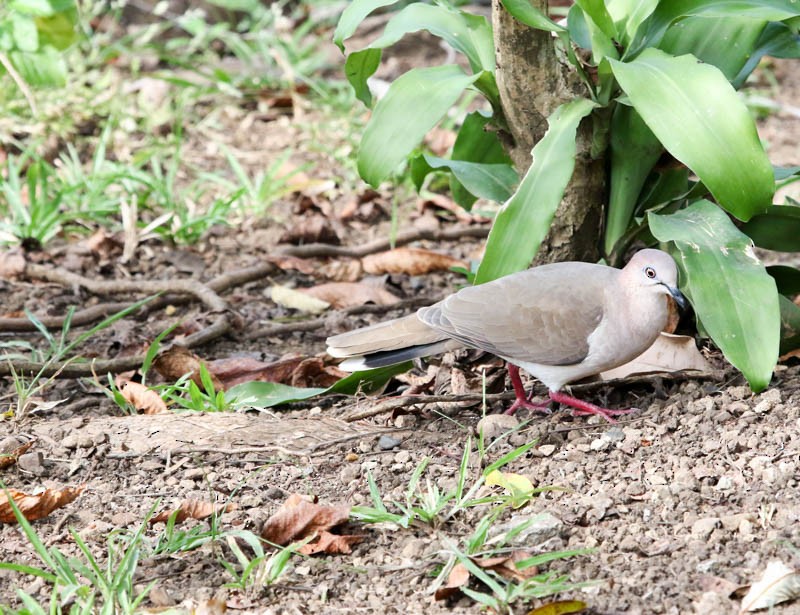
548;390;637;424
504;364;550;415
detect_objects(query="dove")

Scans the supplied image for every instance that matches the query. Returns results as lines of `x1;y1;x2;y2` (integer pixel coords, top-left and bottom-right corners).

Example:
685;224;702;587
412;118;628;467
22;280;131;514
326;249;685;421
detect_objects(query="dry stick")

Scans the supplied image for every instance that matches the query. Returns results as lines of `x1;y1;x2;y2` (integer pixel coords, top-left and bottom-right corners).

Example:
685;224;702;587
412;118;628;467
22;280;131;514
276;226;490;258
342;392;517;422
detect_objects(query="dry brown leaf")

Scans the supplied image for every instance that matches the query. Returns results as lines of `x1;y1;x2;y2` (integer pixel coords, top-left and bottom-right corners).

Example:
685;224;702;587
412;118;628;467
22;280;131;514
434;563;471;600
84;229;123;260
207;355;304;388
150;499;236;524
418;193;490;224
600;333;712;381
271;284;330;314
278;214;339;245
298;529;363;555
361;247;466;276
261;493;354;555
338;190;389;224
0;485;85;523
264;254;318;275
117;379;168;414
526;600;588;615
153;347;223;391
319;258;364;282
290;357;348;388
301;282;400;309
0;441;34;469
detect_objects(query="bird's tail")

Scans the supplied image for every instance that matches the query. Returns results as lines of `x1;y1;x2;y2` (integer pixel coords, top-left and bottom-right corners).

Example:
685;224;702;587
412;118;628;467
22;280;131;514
326;314;458;371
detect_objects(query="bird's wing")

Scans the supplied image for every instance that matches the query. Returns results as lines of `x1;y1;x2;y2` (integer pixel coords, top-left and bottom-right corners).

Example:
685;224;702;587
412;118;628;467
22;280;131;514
418;264;615;366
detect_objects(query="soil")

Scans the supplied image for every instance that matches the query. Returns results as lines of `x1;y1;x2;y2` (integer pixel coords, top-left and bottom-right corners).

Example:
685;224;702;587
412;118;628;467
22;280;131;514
1;17;800;615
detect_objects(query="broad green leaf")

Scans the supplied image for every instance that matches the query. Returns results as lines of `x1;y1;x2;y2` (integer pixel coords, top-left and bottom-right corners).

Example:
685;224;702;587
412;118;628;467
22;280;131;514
344;48;381;107
450;110;514;208
767;265;800;295
775;165;800;181
475;98;597;284
8;45;66;86
9;0;61;16
605;103;663;255
576;0;617;38
606;0;658;46
574;1;619;61
741;205;800;251
226;362;413;409
422;155;518;204
358;65;480;187
333;0;400;51
733;22;800;88
500;0;565;32
649;200;779;391
659;16;766;80
629;0;800;54
34;10;78;50
610;49;774;221
11;14;38;52
637;167;691;211
778;294;800;354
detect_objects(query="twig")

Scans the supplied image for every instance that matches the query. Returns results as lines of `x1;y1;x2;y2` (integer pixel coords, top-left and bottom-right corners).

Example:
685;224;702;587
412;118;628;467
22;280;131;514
0;52;36;114
276;226;490;258
342;392;517;422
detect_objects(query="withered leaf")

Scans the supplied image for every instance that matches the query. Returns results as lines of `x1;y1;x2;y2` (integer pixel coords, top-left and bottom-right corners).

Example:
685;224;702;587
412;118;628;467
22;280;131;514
319;258;363;282
0;249;26;279
600;333;712;381
301;282;400;309
434;563;470;600
0;441;34;469
740;560;800;612
362;247;466;276
264;254;318;275
290;357;348;388
526;600;588;615
150;499;236;524
271;284;330;314
261;493;354;555
153;346;224;391
207;355;304;388
298;530;363;555
279;214;339;245
0;485;85;523
116;378;168;414
434;551;538;601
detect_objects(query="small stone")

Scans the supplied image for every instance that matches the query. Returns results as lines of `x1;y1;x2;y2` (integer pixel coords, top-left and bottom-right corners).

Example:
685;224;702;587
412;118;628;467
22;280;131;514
0;436;26;453
401;538;427;559
394;450;411;464
17;452;45;475
754;389;781;414
394;414;418;429
308;406;322;416
77;435;94;449
184;468;205;480
148;586;175;607
339;465;360;483
691;517;720;540
475;414;519;440
590;435;611;451
62;434;78;449
378;435;401;450
538;444;556;457
295;565;311;576
357;440;372;454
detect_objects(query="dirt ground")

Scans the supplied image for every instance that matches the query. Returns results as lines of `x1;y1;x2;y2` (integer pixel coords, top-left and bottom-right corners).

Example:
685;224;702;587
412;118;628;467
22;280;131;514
1;25;800;615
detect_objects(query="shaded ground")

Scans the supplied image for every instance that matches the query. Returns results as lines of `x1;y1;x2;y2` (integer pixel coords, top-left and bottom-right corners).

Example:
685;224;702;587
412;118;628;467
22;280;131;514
1;25;800;615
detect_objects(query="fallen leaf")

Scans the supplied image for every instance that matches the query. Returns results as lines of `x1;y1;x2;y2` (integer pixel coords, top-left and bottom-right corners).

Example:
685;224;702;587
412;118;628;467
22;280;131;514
0;249;26;278
434;563;470;600
301;282;400;309
261;493;357;555
264;254;317;274
339;190;389;224
150;499;236;524
271;284;330;314
485;470;535;507
600;332;712;381
117;378;168;414
0;485;85;523
298;529;362;555
289;357;348;388
526;600;587;615
84;229;123;260
740;560;800;612
0;441;34;469
418;193;490;224
153;346;223;391
278;214;339;245
362;247;466;276
319;258;363;282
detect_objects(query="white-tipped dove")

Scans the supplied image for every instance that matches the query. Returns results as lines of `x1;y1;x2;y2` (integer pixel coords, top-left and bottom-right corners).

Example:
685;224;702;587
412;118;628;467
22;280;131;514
326;249;685;421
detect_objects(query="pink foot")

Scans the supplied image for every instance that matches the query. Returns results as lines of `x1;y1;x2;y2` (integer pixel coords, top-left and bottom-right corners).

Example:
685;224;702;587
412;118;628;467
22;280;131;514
505;364;550;416
548;390;637;424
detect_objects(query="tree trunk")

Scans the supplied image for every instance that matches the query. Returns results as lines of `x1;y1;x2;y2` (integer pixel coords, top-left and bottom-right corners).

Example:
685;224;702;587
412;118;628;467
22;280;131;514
492;0;605;264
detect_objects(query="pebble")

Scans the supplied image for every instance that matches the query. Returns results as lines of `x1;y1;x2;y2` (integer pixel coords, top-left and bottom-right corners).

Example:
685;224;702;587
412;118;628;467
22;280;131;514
754;388;781;413
394;414;417;429
394;450;411;464
378;435;401;450
691;517;720;540
0;436;26;453
538;444;556;457
17;451;45;475
475;414;519;440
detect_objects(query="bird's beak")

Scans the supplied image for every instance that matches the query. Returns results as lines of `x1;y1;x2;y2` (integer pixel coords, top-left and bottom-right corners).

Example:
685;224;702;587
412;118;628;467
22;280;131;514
666;285;687;310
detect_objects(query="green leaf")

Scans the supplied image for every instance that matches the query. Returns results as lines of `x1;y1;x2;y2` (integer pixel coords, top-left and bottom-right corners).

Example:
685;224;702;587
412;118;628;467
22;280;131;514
9;0;60;17
475;98;597;284
34;9;78;50
609;49;774;221
226;362;413;409
649;200;779;392
344;48;382;107
423;155;518;204
733;22;800;88
8;45;66;86
11;13;38;52
606;0;658;46
629;0;800;54
333;0;400;51
576;0;618;38
605;103;663;255
778;294;800;354
659;16;766;80
500;0;565;32
767;265;800;296
741;205;800;251
357;65;481;187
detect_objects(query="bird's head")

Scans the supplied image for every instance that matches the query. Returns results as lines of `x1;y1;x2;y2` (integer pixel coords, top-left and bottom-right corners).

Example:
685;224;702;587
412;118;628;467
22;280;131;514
623;249;686;310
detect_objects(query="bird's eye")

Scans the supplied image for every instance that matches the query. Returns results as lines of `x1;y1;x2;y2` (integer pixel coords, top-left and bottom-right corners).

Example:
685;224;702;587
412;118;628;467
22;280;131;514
644;267;656;279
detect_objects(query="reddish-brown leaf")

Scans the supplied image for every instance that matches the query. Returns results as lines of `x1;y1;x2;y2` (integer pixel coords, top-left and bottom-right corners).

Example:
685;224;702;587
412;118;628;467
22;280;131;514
301;282;400;309
150;499;236;524
261;493;351;548
0;485;85;523
279;214;340;245
361;247;466;276
474;550;539;582
207;355;304;388
319;259;364;282
290;357;348;388
298;530;363;555
0;441;34;469
434;563;471;600
0;249;27;279
153;347;224;391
